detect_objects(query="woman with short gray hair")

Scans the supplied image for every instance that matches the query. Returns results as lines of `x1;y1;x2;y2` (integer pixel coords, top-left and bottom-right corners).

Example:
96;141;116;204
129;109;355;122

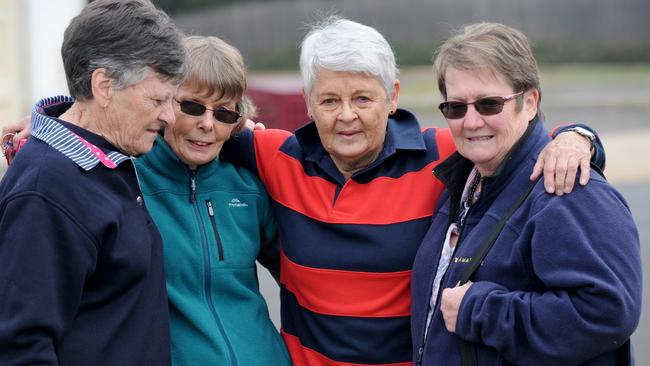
0;0;187;364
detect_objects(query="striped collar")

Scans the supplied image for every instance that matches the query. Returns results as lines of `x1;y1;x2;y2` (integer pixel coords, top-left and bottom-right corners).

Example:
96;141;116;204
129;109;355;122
294;108;426;163
31;96;130;171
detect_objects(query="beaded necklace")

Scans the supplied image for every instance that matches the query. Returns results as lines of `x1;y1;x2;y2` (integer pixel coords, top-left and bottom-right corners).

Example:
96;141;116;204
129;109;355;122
457;170;482;229
467;172;482;205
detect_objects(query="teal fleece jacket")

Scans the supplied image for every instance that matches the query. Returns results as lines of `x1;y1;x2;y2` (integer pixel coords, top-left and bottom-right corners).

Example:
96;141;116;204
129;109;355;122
135;136;291;366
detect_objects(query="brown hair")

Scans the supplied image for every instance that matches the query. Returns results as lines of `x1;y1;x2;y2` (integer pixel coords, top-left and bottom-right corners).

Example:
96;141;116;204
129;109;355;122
434;22;542;113
183;36;256;134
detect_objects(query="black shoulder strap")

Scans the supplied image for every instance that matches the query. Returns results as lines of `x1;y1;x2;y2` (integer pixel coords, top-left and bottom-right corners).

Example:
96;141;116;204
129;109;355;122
458;178;630;366
617;339;630;366
458;179;537;366
458;179;538;287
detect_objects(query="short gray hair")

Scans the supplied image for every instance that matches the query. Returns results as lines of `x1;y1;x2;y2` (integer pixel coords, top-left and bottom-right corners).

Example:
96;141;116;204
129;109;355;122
434;22;542;112
62;0;188;100
300;16;398;99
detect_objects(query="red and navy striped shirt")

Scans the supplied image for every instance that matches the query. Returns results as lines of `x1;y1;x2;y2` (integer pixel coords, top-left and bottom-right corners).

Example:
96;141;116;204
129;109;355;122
224;109;456;366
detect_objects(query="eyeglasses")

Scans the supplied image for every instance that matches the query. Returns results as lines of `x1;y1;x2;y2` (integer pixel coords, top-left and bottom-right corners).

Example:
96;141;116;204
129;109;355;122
175;99;241;124
438;91;525;119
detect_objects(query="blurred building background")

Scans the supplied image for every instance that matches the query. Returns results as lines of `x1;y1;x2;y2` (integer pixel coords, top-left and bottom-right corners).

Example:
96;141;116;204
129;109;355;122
0;0;83;127
1;0;649;125
0;0;649;362
167;0;650;69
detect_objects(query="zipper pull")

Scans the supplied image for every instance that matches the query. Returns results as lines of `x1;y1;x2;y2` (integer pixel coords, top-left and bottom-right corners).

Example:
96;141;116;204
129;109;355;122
205;200;225;261
189;170;197;203
415;346;424;366
206;200;214;216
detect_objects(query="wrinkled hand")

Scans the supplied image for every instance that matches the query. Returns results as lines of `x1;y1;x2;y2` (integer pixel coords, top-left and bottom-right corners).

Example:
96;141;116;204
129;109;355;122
253;121;266;131
2;115;31;165
440;281;472;334
243;119;267;131
2;115;31;147
531;131;592;195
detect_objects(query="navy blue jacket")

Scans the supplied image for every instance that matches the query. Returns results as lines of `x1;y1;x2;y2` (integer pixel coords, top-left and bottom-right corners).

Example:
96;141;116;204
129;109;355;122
411;117;641;365
0;106;170;365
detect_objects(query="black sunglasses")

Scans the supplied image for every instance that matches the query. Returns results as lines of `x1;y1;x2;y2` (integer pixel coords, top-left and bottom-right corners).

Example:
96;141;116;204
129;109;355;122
175;99;241;124
438;91;525;119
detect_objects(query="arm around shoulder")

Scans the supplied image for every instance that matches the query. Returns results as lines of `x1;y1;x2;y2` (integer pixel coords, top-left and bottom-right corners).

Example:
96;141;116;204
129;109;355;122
255;182;281;280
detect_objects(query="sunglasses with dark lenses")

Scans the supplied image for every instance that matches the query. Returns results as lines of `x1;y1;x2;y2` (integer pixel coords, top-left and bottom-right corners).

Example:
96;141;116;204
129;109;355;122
175;99;241;124
438;90;525;119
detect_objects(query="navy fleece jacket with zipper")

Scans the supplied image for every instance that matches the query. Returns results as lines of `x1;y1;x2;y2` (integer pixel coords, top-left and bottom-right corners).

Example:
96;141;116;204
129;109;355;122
0;112;170;365
411;117;641;366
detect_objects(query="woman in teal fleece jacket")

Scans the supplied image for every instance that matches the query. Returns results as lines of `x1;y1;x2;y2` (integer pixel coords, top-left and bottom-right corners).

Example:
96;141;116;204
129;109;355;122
135;36;291;365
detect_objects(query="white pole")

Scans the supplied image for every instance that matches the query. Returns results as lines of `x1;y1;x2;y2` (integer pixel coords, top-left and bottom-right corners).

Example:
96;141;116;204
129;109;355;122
23;0;85;105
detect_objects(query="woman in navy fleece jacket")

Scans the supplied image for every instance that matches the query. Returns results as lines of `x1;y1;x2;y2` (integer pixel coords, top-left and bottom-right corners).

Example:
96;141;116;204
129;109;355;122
411;23;642;366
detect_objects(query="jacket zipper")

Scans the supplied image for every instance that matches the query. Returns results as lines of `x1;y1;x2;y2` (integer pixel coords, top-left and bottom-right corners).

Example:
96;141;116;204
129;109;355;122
417;207;474;366
206;200;225;261
189;171;238;365
190;170;197;203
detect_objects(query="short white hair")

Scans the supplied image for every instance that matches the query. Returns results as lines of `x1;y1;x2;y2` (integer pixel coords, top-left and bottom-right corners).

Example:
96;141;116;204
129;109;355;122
300;16;398;99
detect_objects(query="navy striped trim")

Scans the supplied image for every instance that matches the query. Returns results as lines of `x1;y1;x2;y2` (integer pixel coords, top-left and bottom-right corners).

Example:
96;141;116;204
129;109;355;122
280;287;412;364
31;96;130;171
276;204;431;272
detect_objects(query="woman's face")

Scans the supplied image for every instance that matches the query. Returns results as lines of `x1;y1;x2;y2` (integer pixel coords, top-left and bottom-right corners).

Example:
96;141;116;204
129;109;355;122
164;85;240;169
306;68;399;177
443;67;538;176
102;72;178;156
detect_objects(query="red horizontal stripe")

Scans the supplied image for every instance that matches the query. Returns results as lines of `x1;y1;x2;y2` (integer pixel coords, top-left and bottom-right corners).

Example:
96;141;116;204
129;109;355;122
327;170;444;224
254;127;456;225
281;331;412;366
280;252;411;317
261;153;444;225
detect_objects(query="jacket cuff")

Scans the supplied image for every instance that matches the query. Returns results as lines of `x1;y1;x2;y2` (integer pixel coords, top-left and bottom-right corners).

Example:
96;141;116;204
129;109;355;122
455;281;506;343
